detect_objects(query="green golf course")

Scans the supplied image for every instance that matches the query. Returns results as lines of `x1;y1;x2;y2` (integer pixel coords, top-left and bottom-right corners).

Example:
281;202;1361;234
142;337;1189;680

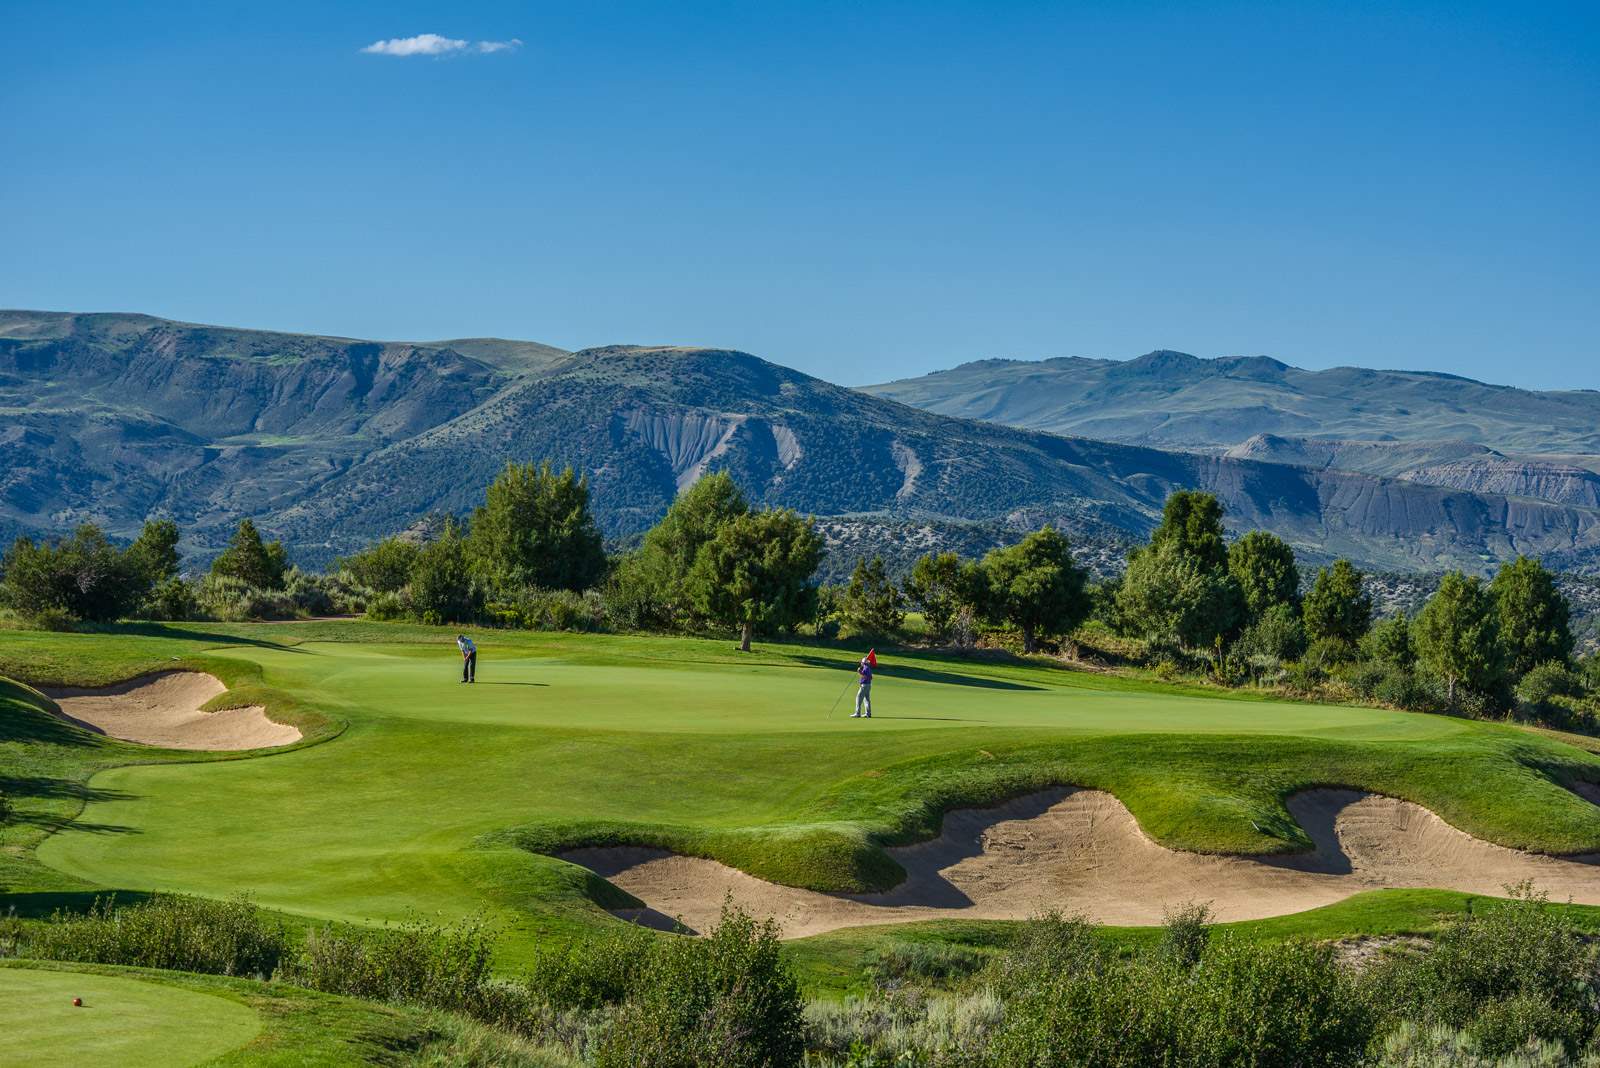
4;621;1600;965
0;964;262;1066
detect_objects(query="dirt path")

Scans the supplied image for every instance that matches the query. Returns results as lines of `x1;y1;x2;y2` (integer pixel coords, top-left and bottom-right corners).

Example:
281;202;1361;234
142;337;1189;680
42;672;301;751
562;788;1600;937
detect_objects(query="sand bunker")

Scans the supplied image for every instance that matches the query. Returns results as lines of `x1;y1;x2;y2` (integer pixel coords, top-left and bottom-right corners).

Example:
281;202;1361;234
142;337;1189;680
43;672;301;751
562;788;1600;937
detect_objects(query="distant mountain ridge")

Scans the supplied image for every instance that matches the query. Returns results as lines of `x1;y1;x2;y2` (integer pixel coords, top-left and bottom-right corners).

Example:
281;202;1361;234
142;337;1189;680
7;312;1600;576
865;350;1600;511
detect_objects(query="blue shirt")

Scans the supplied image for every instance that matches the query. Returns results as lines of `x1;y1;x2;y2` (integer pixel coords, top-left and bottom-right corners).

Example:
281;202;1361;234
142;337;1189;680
458;637;476;655
858;661;872;684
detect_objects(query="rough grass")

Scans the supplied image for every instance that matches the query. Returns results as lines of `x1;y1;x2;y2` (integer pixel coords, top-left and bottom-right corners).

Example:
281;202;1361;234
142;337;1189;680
3;621;1600;968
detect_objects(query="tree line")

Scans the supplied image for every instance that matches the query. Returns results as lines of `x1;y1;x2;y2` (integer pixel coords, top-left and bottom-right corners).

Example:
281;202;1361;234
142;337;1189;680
5;469;1596;726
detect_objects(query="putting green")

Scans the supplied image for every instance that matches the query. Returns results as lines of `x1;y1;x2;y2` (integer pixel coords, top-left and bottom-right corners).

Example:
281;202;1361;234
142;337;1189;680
12;625;1600;960
0;967;261;1067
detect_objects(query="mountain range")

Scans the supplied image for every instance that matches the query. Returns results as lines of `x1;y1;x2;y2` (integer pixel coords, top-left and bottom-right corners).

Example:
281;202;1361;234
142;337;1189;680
6;311;1600;578
866;351;1600;512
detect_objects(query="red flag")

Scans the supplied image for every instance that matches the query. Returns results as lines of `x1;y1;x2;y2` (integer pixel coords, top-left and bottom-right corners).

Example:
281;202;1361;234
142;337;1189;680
866;649;878;667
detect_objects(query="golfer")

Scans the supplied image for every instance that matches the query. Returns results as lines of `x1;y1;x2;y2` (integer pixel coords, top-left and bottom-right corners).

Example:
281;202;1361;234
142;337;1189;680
850;654;873;718
457;634;477;684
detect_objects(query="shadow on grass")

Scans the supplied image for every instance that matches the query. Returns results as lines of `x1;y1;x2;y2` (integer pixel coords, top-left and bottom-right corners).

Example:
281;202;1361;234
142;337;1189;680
790;656;1044;692
0;776;135;805
88;622;304;651
0;889;156;919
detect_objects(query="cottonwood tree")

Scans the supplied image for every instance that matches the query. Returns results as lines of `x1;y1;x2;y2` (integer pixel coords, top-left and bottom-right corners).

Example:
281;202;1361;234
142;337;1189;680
687;508;822;652
617;473;750;627
904;550;979;642
979;527;1089;654
842;555;905;636
1414;571;1505;707
1117;538;1242;650
1227;531;1300;620
467;461;606;594
1302;560;1372;644
1490;556;1573;678
0;524;148;623
340;536;421;594
409;520;479;625
210;519;288;590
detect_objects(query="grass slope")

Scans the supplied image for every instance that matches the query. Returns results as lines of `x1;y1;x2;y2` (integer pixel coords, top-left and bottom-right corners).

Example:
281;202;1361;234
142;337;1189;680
4;621;1600;967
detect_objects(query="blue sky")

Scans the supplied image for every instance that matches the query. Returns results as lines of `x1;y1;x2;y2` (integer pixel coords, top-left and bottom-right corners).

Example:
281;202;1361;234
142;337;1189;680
4;2;1595;388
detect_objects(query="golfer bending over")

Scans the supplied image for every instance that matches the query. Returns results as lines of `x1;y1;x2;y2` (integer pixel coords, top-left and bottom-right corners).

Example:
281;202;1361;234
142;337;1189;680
850;653;873;718
457;634;477;684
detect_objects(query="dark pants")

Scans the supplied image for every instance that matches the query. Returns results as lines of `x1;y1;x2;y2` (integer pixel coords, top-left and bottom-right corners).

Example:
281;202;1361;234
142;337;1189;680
462;651;476;682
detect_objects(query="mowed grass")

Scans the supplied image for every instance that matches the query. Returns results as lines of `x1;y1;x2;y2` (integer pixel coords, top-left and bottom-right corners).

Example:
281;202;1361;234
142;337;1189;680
0;964;261;1067
4;622;1600;965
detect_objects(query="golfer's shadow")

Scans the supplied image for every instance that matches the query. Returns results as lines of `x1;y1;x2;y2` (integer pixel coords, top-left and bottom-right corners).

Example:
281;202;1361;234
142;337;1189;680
852;789;1069;909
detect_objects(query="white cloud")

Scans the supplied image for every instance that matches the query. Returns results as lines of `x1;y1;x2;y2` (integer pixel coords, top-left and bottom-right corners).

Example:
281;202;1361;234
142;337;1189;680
361;33;522;57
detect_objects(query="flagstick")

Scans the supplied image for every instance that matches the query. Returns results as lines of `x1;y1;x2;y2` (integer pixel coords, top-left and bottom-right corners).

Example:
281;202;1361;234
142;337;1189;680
826;675;855;717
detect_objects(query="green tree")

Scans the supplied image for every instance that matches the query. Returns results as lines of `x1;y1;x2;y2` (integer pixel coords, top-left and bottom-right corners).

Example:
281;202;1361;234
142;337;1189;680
210;519;288;590
1302;559;1372;644
0;525;145;623
126;519;181;585
903;550;978;642
978;527;1090;654
1227;530;1300;620
1490;556;1573;678
1234;602;1307;662
625;473;750;625
841;555;905;637
1149;491;1230;573
408;521;479;625
1117;538;1243;649
1414;571;1505;707
467;461;606;594
340;536;421;594
686;508;822;652
1361;613;1415;666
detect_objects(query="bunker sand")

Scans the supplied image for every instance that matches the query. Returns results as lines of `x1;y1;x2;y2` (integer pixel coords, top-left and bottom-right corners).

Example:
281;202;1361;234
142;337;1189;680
43;672;300;751
564;788;1600;938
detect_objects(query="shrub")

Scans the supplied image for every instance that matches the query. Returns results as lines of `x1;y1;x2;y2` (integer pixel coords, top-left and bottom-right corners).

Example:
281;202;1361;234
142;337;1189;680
487;588;606;632
1515;662;1587;721
1368;884;1600;1057
524;927;654;1011
865;941;985;987
1374;666;1437;712
591;905;804;1068
1344;659;1391;700
1159;901;1212;969
1235;603;1307;662
803;990;1001;1066
366;589;413;621
21;894;287;978
0;787;12;825
143;577;198;621
339;536;422;595
195;573;296;621
1303;636;1358;671
278;915;499;1015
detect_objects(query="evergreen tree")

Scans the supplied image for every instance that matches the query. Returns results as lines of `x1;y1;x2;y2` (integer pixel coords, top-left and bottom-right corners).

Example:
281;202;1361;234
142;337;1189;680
1361;613;1415;667
1414;571;1505;707
978;527;1090;654
1489;556;1573;678
1227;531;1300;620
1302;560;1372;644
210;519;287;590
686;508;822;652
1149;491;1230;573
467;461;607;594
842;555;905;637
126;519;181;585
624;473;750;625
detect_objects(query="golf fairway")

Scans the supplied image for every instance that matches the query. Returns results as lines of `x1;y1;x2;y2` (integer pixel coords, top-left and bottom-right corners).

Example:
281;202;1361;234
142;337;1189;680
12;626;1600;959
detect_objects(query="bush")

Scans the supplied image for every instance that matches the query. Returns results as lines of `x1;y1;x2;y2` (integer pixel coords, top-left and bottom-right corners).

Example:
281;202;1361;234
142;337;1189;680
487;588;606;632
142;577;198;621
21;894;287;978
1374;665;1438;712
278;915;499;1017
591;905;804;1068
865;941;985;987
1369;884;1600;1057
195;573;296;621
524;927;654;1011
1344;659;1391;700
0;788;13;825
1235;603;1308;662
366;589;413;621
1515;662;1587;721
1303;636;1358;671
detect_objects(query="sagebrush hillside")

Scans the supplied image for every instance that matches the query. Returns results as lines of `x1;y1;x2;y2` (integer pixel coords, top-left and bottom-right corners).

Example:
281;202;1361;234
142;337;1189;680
7;311;1600;575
